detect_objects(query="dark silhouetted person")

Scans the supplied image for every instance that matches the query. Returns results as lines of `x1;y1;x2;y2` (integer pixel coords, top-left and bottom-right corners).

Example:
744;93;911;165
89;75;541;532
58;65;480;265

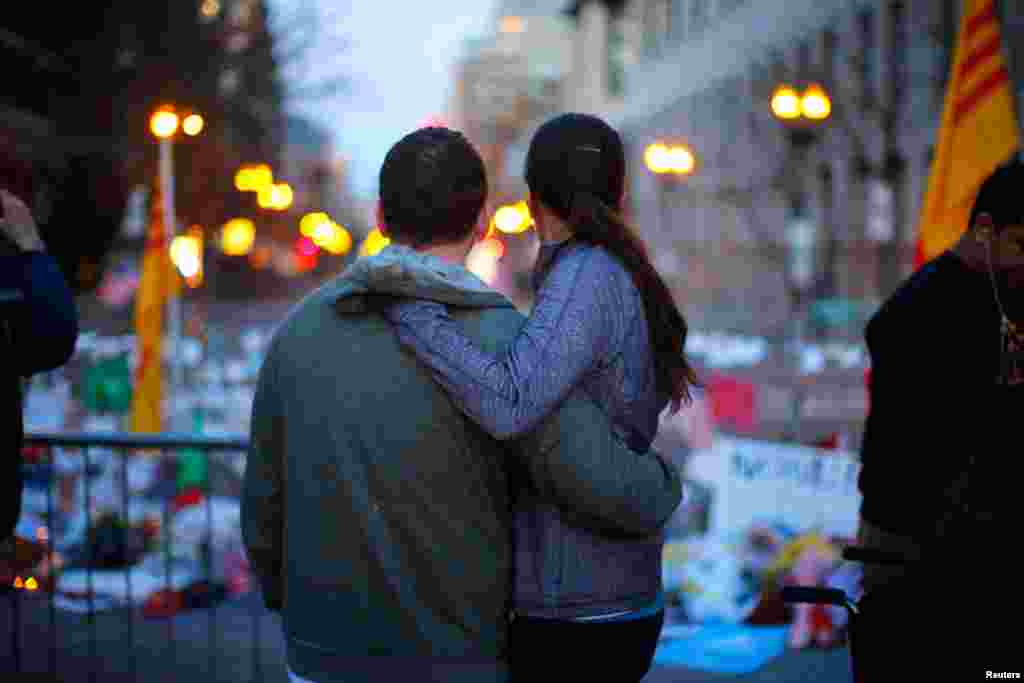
856;158;1024;680
0;189;78;563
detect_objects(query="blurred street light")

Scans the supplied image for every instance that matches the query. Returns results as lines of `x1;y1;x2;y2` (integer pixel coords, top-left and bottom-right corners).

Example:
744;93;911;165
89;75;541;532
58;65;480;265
150;109;180;139
799;84;832;121
770;83;831;124
221;218;256;256
258;183;294;210
770;86;802;120
644;142;696;176
300;212;330;237
769;82;834;444
170;234;202;281
235;164;274;192
149;105;204;429
358;227;391;257
644;143;671;174
494;200;533;234
182;114;205;136
312;221;352;255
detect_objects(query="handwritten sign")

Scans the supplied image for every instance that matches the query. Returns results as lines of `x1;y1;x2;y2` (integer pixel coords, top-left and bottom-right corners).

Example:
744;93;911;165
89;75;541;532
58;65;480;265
693;437;862;539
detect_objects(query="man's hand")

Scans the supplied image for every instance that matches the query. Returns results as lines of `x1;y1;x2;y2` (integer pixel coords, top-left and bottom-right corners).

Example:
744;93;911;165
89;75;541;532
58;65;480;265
0;190;46;253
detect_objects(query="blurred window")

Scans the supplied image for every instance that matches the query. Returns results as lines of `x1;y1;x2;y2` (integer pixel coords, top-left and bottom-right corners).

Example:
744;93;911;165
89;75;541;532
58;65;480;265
718;0;746;17
608;15;627;97
689;0;710;36
890;1;907;94
858;9;877;104
821;28;837;89
798;39;812;77
643;0;674;54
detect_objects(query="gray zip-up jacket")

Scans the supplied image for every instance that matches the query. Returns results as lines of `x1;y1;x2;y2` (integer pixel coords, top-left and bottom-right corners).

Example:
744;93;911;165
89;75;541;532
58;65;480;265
241;244;681;683
388;239;670;619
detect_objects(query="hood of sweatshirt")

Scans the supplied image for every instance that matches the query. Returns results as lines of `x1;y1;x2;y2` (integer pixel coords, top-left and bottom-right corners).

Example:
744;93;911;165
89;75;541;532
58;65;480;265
330;243;512;314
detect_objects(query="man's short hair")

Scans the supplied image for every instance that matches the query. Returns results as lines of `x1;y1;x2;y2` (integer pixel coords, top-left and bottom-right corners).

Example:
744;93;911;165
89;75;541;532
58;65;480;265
379;127;487;247
969;155;1024;230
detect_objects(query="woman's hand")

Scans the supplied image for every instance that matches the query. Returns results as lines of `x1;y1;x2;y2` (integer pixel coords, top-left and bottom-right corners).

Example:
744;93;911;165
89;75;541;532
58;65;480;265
0;190;46;252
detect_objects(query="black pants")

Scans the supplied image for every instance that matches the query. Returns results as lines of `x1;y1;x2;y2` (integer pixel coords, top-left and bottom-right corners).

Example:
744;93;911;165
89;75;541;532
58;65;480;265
853;580;1020;681
510;611;664;682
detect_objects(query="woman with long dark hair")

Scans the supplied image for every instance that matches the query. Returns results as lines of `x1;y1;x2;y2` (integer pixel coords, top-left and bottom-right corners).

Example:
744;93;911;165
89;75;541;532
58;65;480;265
385;113;699;681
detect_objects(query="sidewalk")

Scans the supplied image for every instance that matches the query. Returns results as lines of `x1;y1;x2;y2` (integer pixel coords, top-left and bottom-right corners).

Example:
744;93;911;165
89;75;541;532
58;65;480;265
3;590;851;682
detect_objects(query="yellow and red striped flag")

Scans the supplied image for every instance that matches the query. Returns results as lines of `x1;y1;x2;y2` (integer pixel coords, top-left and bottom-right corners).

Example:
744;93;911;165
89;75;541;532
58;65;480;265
129;179;181;433
915;0;1020;267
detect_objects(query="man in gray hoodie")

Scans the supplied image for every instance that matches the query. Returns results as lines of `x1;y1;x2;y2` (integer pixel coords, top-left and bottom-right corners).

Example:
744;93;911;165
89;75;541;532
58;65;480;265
241;127;681;683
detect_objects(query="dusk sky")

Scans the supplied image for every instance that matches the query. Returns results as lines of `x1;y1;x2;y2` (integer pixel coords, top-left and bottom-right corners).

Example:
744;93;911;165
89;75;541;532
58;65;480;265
271;0;499;203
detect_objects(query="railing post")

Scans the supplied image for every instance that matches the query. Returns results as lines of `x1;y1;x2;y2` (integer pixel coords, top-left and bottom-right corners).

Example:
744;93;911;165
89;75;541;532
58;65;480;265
120;448;135;678
46;445;57;676
19;432;252;682
162;449;176;672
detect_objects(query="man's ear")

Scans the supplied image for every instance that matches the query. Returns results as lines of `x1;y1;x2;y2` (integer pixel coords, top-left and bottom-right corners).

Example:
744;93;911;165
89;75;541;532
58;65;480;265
375;202;388;238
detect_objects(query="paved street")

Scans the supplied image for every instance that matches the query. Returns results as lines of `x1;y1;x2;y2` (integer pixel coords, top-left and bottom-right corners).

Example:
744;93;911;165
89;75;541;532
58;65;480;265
3;590;851;682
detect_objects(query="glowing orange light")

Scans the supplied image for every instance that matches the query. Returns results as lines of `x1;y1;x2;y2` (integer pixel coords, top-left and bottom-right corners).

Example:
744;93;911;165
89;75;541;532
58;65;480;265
358;228;391;257
644;143;672;174
494;201;533;234
150;109;179;139
182;114;205;136
800;83;832;121
300;212;330;237
771;85;802;120
221;218;256;256
170;235;202;279
668;146;696;175
322;222;353;255
259;183;294;210
235;164;273;192
13;577;24;589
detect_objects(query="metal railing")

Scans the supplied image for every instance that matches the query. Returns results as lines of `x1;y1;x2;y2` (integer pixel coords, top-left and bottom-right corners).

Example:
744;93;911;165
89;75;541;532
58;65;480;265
1;431;277;683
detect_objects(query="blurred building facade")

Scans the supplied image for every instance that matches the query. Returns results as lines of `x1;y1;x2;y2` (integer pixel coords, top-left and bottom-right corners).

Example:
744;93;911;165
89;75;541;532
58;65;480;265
450;0;1023;445
565;0;1024;340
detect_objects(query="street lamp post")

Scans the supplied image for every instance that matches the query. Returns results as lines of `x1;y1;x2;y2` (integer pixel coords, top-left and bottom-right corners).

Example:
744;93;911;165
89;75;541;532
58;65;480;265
150;107;203;431
769;83;831;443
644;141;696;280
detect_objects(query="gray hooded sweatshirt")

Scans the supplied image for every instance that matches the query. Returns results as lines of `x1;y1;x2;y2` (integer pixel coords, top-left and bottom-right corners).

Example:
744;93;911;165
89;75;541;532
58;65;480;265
241;244;681;683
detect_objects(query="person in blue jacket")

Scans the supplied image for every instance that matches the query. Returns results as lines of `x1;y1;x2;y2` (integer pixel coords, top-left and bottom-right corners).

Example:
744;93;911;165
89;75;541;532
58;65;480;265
0;189;79;550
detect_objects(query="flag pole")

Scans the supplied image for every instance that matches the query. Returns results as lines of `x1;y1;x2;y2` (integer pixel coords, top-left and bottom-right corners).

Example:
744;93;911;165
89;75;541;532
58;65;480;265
160;137;183;431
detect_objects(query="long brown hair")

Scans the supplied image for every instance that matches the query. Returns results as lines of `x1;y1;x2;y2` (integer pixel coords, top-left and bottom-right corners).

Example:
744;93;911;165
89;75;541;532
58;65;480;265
525;113;700;411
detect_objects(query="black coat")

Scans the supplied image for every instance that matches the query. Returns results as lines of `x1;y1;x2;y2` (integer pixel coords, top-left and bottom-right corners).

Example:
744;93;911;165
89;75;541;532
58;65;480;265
859;250;1022;544
0;241;78;542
